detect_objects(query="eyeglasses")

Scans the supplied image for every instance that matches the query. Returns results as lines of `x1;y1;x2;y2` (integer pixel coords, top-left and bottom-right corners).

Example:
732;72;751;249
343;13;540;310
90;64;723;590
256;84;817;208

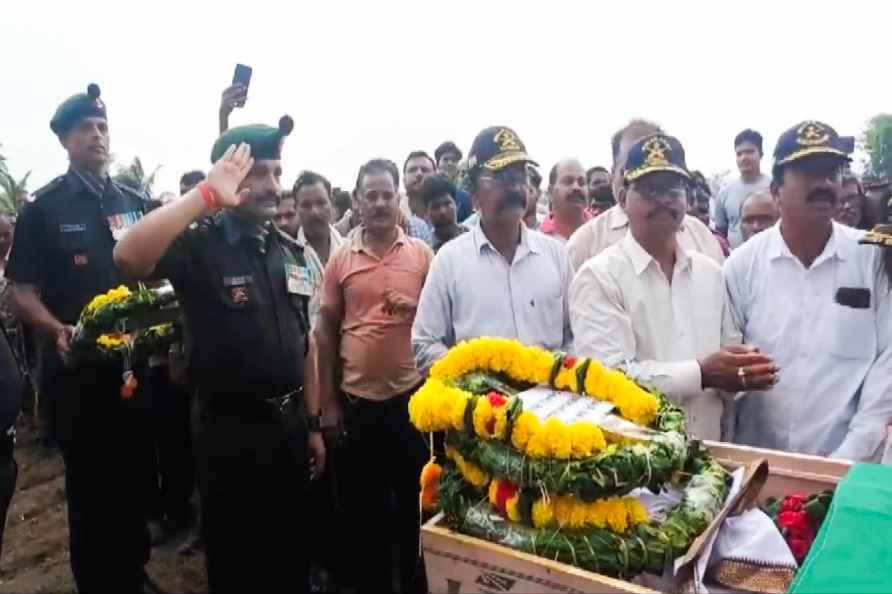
478;168;529;189
629;180;687;202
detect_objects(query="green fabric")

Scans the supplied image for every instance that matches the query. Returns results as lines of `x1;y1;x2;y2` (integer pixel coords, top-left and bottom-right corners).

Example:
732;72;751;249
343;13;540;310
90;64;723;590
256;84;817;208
210;119;291;163
791;463;892;594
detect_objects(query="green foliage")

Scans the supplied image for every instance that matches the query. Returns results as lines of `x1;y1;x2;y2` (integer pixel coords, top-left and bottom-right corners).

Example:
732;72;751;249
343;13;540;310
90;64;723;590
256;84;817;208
0;143;31;215
448;396;689;501
113;156;161;197
861;114;892;180
440;452;730;578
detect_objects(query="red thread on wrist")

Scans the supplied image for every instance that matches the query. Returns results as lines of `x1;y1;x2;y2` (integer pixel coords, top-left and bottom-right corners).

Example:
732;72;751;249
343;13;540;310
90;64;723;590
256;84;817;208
198;181;218;210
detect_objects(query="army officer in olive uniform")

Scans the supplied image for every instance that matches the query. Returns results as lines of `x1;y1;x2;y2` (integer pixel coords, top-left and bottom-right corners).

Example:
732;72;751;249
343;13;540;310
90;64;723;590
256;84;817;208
114;118;324;592
5;84;155;593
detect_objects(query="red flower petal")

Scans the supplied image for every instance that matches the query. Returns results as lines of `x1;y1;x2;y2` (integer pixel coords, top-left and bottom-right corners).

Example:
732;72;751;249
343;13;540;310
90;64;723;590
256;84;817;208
495;480;518;514
487;391;507;407
563;356;577;369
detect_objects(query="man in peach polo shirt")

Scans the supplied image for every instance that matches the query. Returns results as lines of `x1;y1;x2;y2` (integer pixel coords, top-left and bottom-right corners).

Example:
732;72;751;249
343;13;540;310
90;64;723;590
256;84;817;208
312;158;433;594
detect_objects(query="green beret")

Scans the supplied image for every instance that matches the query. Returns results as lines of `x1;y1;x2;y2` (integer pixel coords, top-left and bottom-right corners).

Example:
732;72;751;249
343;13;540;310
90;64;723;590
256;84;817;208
50;83;107;136
210;115;294;163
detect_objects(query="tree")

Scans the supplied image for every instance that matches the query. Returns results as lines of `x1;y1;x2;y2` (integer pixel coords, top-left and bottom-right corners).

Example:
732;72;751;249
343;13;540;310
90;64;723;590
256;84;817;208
861;114;892;181
0;170;31;214
113;156;161;197
0;143;31;214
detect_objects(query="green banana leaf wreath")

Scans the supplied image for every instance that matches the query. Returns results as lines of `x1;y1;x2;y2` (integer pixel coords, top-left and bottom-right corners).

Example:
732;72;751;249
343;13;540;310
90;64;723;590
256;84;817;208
446;392;690;500
439;445;730;579
435;385;731;579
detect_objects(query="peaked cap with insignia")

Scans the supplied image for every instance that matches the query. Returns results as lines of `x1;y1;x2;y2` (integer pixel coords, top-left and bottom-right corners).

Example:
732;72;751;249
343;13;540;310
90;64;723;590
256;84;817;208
623;133;691;183
773;120;854;168
467;126;538;174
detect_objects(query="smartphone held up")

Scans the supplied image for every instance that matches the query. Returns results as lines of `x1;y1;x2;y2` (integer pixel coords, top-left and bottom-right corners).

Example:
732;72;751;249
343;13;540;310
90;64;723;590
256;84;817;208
231;63;252;107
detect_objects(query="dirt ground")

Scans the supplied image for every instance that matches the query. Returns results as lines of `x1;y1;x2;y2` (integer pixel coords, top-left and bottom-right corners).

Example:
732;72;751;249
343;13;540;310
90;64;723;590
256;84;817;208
0;421;208;594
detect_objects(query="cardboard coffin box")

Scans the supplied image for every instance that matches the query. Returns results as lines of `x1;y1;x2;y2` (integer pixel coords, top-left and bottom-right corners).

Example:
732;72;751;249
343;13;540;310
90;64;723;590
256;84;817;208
421;441;851;594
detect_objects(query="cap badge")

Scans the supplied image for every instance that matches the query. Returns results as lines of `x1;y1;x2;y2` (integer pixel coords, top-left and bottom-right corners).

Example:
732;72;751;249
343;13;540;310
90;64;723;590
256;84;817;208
797;121;829;147
642;136;672;167
493;128;522;153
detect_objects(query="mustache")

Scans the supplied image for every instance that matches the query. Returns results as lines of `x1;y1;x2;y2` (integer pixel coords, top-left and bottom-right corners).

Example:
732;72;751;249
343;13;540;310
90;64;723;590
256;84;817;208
569;190;587;202
498;190;527;212
647;204;680;220
807;188;837;203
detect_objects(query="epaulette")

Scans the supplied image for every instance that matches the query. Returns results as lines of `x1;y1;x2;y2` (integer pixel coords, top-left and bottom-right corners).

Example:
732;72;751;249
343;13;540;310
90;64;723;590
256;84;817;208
31;175;66;200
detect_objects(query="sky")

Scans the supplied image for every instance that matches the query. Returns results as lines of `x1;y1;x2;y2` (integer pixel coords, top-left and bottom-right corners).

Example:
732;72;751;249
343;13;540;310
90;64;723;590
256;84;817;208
2;0;890;196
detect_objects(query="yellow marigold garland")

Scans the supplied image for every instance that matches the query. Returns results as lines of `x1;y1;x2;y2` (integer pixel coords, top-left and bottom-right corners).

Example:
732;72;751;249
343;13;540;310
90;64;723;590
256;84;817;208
84;285;132;316
445;446;489;488
533;494;649;534
96;332;130;349
423;337;659;427
408;379;469;433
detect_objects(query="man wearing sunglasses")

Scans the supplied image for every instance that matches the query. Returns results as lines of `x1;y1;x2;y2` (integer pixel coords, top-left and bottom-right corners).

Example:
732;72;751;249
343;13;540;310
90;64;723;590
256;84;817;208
570;134;777;441
726;121;892;461
412;126;572;373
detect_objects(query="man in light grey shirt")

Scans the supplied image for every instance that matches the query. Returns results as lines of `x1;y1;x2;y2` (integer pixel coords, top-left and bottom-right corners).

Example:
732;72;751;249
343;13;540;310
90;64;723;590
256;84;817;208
714;129;771;248
412;126;572;373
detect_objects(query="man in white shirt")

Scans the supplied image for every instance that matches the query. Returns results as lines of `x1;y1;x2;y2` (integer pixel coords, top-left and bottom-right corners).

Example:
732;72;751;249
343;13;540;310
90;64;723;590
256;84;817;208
291;171;347;327
412;126;572;373
714;129;772;249
571;133;777;440
567;119;724;273
726;120;892;461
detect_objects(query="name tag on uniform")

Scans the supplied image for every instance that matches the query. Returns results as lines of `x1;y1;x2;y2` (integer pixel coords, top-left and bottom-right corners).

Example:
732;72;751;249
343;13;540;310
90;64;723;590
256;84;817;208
222;275;254;305
60;223;87;233
106;211;143;241
285;264;313;297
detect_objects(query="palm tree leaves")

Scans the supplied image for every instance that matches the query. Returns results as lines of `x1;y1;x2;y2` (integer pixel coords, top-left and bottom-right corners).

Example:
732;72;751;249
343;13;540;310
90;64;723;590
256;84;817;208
113;156;161;197
0;143;30;215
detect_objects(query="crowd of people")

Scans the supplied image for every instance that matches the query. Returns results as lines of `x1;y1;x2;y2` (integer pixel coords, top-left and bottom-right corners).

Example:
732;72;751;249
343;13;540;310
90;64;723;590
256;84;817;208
0;80;891;594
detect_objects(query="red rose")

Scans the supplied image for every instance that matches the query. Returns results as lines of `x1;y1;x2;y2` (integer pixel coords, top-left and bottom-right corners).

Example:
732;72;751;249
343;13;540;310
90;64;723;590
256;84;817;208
787;520;814;542
563;356;578;370
487;391;507;407
778;510;801;529
495;480;518;514
782;493;807;512
789;537;810;562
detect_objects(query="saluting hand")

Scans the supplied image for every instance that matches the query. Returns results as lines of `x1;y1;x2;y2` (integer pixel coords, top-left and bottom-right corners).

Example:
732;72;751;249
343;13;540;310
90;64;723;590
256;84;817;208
206;143;254;208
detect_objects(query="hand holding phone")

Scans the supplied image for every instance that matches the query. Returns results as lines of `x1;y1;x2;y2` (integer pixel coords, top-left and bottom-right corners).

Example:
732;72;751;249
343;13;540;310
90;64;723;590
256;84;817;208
231;63;252;107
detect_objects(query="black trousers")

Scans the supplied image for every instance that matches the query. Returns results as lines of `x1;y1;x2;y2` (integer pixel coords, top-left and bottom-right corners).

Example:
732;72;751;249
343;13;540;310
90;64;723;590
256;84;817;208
46;360;152;594
338;389;428;594
193;394;309;593
0;433;16;562
144;363;193;525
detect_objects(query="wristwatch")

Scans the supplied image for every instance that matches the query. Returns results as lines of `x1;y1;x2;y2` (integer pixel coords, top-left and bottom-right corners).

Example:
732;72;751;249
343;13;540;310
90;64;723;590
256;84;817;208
307;412;323;432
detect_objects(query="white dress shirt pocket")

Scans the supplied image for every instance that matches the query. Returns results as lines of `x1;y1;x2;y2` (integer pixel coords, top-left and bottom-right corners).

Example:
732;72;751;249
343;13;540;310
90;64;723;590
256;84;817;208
830;305;877;360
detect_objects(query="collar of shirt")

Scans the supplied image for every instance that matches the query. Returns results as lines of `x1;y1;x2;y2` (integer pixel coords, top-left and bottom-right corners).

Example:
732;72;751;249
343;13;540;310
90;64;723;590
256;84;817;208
472;220;543;261
765;221;852;267
620;231;692;277
68;166;111;199
219;212;271;247
349;225;408;254
540;210;593;238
